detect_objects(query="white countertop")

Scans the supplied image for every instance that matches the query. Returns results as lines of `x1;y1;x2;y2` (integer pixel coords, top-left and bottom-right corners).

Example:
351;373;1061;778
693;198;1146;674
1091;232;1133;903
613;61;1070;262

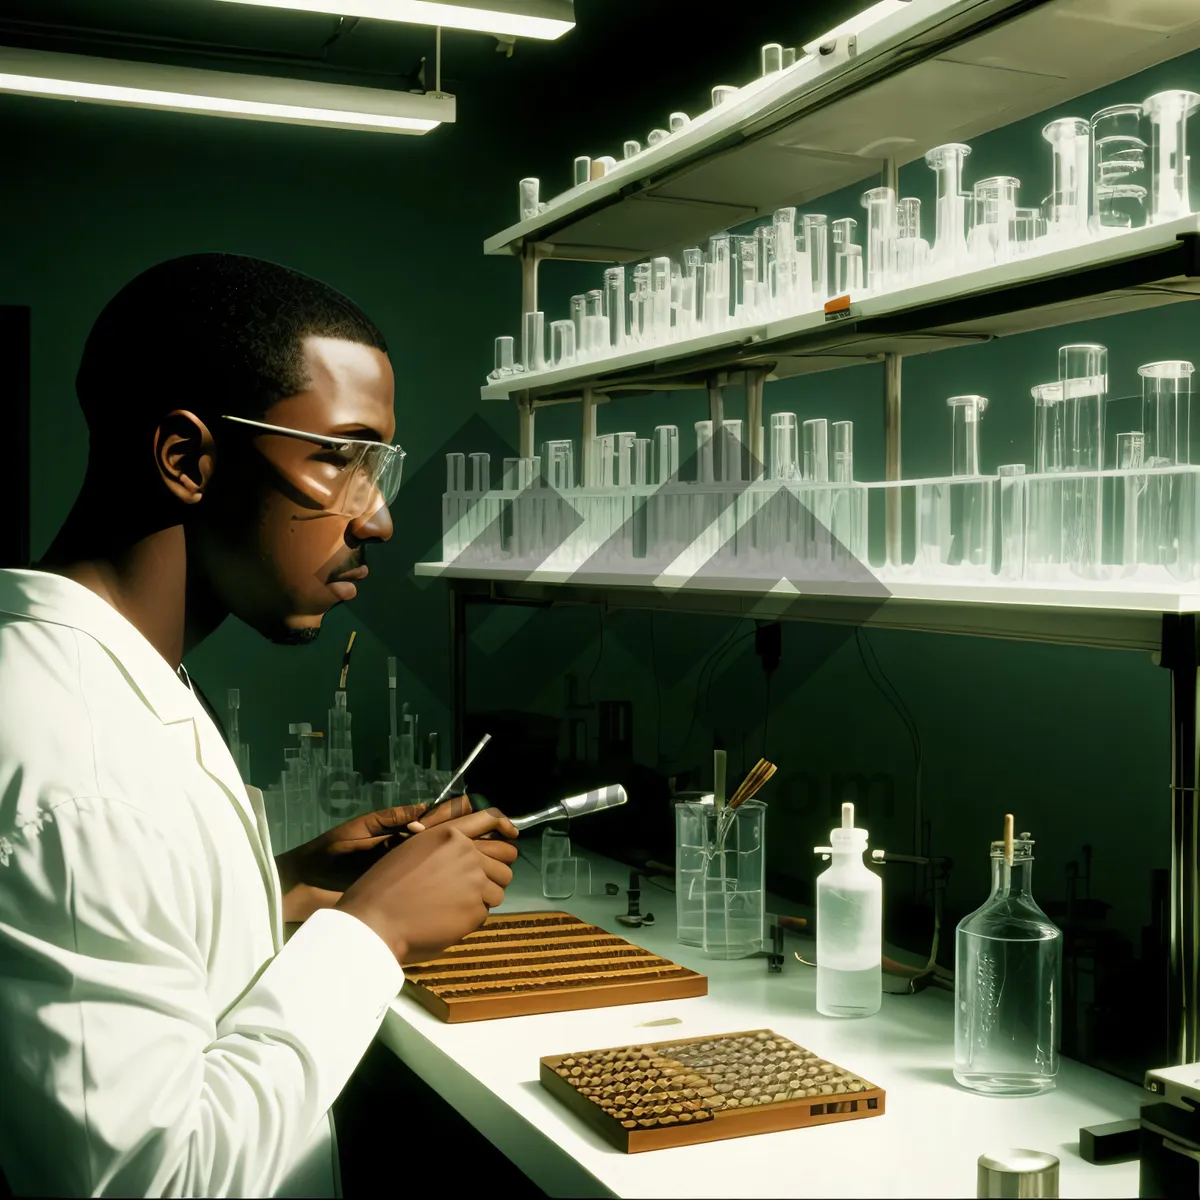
380;850;1143;1198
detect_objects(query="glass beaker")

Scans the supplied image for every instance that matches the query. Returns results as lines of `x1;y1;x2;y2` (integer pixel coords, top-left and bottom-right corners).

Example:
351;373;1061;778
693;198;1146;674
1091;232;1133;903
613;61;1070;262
491;335;515;379
523;311;546;372
518;177;539;222
947;396;992;573
954;830;1062;1096
550;319;576;367
968;176;1020;267
674;797;712;947
861;186;897;293
770;412;800;481
541;828;575;899
1143;90;1200;225
804;214;829;301
1042;118;1091;245
1060;344;1107;579
1091;103;1148;232
832;218;861;295
925;142;971;275
573;155;591;187
893;197;929;286
699;799;766;959
1141;360;1195;465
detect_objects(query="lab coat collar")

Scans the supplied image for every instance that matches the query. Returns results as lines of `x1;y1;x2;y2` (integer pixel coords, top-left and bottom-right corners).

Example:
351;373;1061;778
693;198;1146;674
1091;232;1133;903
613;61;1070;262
0;568;202;726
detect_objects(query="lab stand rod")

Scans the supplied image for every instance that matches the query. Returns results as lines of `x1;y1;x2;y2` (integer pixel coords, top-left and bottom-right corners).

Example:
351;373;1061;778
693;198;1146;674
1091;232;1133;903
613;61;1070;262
884;156;898;194
884;353;903;565
1163;613;1200;1064
450;584;469;764
746;369;766;480
521;243;540;322
581;387;598;485
518;395;535;459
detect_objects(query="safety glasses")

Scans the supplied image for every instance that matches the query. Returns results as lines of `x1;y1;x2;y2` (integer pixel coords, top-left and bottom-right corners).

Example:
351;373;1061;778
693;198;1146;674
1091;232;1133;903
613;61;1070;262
221;414;405;518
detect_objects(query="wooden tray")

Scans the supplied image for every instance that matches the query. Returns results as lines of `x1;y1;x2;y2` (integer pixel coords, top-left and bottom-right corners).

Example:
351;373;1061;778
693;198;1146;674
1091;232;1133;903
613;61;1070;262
402;911;708;1023
540;1029;885;1152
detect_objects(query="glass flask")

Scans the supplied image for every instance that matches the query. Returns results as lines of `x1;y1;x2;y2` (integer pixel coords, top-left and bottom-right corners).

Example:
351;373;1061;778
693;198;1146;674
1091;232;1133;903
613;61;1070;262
954;829;1062;1096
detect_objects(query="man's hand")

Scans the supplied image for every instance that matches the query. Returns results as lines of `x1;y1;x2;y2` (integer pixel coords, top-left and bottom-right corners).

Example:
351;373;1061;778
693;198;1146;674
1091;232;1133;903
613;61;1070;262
276;795;513;923
337;809;520;965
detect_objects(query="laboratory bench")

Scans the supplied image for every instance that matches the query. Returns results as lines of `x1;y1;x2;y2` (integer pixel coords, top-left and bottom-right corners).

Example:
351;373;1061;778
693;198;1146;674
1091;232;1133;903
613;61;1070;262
379;846;1143;1199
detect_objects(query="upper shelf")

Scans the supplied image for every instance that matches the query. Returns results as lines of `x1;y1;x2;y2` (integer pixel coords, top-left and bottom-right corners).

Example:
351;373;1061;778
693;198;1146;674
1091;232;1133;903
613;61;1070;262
480;217;1200;403
484;0;1200;263
413;561;1186;651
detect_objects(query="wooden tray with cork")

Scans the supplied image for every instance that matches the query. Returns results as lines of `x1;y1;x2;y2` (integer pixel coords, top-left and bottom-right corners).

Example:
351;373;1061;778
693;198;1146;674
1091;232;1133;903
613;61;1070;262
401;911;708;1022
540;1029;885;1152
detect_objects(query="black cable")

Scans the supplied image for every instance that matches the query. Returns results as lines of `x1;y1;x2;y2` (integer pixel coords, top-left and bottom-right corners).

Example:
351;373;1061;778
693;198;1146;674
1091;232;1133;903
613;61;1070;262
660;621;747;766
584;609;605;701
763;670;772;759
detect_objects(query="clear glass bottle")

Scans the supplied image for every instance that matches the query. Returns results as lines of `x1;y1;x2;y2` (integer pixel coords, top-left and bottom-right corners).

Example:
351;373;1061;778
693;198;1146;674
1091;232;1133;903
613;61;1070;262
815;802;882;1017
954;828;1062;1096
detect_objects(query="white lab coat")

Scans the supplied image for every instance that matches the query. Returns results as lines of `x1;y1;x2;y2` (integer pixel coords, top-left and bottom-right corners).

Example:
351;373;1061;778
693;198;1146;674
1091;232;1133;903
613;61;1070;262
0;569;404;1197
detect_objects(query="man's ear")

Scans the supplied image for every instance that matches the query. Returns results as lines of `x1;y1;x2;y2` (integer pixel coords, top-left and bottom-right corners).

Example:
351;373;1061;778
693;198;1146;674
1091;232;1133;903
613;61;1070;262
154;410;216;505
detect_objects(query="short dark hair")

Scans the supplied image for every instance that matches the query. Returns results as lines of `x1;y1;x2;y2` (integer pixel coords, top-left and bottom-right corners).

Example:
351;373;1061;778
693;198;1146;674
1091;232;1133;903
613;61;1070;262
76;253;388;442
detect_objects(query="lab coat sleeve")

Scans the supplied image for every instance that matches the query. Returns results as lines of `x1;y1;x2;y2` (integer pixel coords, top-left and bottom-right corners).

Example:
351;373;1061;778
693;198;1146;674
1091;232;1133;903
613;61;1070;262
0;795;404;1198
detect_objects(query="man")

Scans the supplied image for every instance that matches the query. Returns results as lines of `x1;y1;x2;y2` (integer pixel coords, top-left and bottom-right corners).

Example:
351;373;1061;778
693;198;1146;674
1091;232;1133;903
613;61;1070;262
0;254;518;1197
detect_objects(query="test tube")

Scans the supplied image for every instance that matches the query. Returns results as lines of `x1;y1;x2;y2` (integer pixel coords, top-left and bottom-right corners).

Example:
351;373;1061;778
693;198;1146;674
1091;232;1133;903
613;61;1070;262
543;440;575;490
706;233;731;329
924;142;971;274
1114;431;1144;575
1059;343;1108;472
721;419;745;483
1091;104;1148;231
771;207;795;308
682;248;703;329
623;139;641;159
633;438;651;487
550;319;576;367
1031;382;1065;474
669;112;690;133
1015;207;1043;256
654;425;680;484
695;420;715;483
523;311;545;372
893;197;929;286
585;290;602;319
832;421;854;483
861;186;897;293
734;236;756;319
604;266;626;348
832;218;862;295
445;451;466;493
761;43;783;75
582;315;608;357
712;85;737;108
469;451;491;494
1143;91;1200;224
948;395;988;477
593;435;616;489
573;156;591;186
969;176;1021;266
1140;360;1195;465
648;129;669;146
998;464;1026;581
803;418;829;483
770;412;800;481
1042;118;1091;243
651;257;672;336
570;294;586;343
616;432;637;488
491;335;515;378
804;214;828;301
518;178;539;222
594;155;617;177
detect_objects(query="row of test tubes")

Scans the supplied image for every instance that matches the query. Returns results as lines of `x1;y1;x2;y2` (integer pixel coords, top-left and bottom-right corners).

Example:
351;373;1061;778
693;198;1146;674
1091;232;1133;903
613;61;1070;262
443;416;865;577
458;349;1200;587
496;88;1200;382
518;43;804;219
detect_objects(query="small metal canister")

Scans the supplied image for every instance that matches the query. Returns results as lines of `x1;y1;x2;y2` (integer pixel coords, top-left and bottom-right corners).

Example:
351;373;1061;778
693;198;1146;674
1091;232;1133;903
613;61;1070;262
977;1149;1060;1198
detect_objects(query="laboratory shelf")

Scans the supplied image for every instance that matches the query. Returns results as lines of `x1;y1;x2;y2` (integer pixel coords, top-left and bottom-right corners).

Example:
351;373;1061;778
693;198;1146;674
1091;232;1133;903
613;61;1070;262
485;0;1200;263
414;560;1191;652
481;216;1200;404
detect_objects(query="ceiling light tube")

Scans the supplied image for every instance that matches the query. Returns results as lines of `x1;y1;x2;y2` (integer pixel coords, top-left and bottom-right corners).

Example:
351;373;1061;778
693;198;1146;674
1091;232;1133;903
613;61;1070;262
0;46;454;134
214;0;575;41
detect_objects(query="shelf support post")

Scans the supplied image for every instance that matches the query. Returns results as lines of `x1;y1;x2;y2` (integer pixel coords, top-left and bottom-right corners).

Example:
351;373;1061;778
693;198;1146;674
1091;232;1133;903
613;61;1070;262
520;242;543;324
517;394;535;459
708;376;724;481
1161;613;1200;1064
884;352;902;564
581;387;598;486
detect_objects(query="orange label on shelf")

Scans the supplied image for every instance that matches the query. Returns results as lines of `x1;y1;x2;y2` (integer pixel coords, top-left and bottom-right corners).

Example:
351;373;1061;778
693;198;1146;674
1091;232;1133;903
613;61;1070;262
824;294;852;314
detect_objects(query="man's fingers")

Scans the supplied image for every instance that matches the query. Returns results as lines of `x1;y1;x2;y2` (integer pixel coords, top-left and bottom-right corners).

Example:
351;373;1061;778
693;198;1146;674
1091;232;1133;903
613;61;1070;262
441;807;518;841
476;839;518;865
478;854;514;888
361;804;427;836
418;794;473;827
481;880;506;909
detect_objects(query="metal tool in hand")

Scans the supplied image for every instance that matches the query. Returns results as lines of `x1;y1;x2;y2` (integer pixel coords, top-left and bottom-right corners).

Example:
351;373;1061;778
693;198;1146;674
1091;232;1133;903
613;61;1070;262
482;784;628;838
431;733;491;807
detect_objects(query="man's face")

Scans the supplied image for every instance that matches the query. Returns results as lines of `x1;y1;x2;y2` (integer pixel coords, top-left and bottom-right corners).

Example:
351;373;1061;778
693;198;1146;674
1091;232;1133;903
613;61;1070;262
194;335;396;644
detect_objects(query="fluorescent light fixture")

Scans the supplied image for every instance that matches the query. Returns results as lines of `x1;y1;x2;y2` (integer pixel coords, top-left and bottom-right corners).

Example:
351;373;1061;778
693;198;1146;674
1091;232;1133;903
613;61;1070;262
0;46;454;134
214;0;575;41
802;0;911;54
